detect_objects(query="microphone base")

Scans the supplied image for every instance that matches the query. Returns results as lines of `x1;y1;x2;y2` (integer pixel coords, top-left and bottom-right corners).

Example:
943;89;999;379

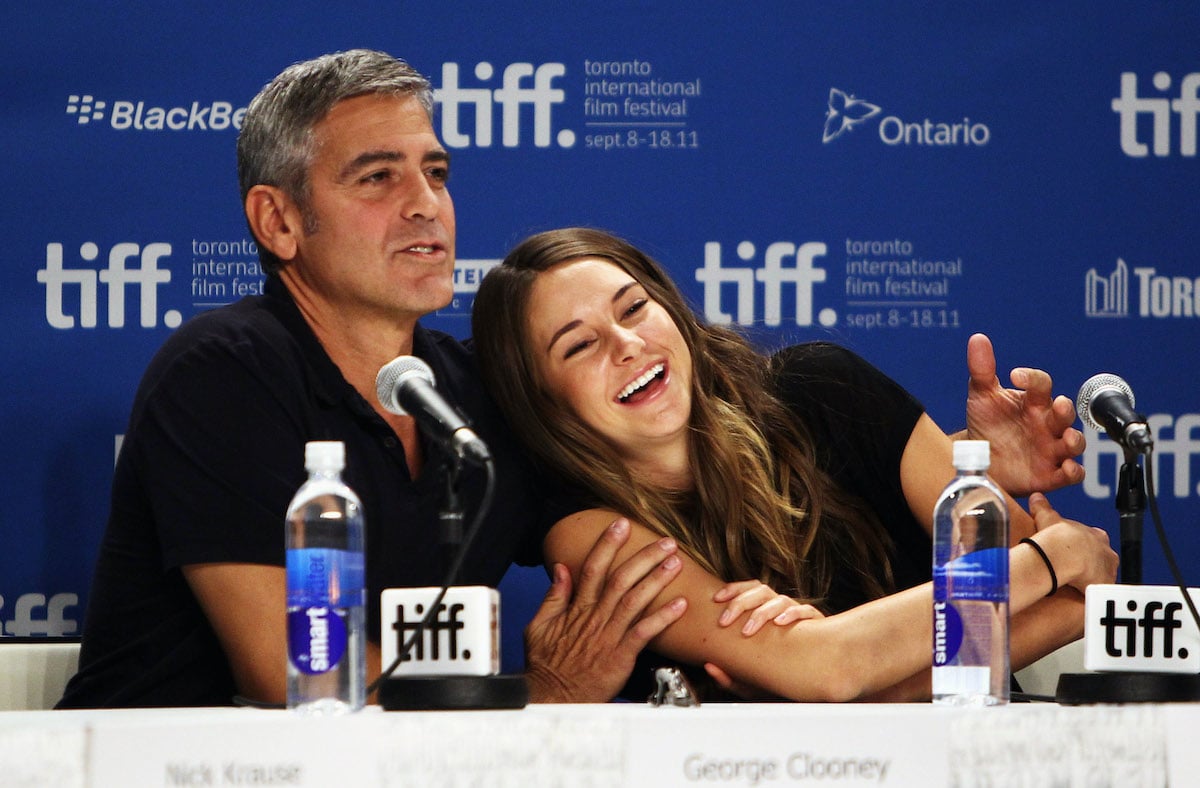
1056;671;1200;705
379;674;529;711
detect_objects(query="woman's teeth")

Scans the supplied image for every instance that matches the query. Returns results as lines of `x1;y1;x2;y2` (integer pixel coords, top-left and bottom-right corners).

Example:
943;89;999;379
618;363;665;402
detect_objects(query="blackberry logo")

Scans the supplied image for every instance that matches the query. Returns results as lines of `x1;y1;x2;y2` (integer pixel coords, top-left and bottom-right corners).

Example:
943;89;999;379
66;94;106;125
63;94;247;131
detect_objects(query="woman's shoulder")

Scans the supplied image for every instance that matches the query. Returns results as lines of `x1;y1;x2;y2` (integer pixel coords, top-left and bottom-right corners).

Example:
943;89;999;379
770;341;885;391
769;341;923;428
543;508;637;571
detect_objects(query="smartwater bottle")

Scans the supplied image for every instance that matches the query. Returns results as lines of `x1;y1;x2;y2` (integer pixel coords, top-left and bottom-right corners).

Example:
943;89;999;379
286;441;366;714
932;440;1010;706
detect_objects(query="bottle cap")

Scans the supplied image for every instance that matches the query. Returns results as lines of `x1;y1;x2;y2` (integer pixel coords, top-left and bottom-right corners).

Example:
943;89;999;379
952;440;990;471
304;440;345;472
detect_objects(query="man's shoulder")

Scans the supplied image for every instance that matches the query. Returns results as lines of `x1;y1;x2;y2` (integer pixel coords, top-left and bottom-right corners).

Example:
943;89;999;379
172;294;290;343
139;296;305;394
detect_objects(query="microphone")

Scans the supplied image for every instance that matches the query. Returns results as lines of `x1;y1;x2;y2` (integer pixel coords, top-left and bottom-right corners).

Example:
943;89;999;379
1075;373;1154;454
370;358;525;711
375;356;491;464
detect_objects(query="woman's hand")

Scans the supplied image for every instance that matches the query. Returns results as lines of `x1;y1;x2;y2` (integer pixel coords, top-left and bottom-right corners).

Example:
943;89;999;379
1026;493;1118;594
713;580;824;636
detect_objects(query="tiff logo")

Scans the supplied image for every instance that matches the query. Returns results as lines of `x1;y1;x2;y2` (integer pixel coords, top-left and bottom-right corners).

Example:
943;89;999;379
0;593;78;637
65;95;106;125
695;241;835;327
1082;416;1200;500
1112;72;1200;157
391;601;469;661
1100;599;1187;659
434;62;573;149
37;242;182;329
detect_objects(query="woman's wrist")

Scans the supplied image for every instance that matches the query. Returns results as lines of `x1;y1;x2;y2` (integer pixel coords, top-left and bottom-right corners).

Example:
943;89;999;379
1019;537;1058;597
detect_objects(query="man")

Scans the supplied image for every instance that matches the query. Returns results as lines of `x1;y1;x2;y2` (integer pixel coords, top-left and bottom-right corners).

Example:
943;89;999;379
58;49;1083;708
59;50;688;708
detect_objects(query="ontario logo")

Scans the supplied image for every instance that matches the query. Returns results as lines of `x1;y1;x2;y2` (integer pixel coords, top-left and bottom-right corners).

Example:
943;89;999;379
1086;258;1200;319
821;86;991;147
822;89;881;142
65;94;247;131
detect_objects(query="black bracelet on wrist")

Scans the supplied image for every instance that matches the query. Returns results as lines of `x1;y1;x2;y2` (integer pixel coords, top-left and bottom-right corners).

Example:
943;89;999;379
1020;537;1058;597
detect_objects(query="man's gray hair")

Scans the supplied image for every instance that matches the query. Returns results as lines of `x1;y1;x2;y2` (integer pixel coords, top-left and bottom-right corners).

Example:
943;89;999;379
237;50;433;272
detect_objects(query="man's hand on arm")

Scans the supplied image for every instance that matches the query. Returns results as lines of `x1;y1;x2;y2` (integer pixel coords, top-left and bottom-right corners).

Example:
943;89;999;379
963;333;1086;496
522;518;687;703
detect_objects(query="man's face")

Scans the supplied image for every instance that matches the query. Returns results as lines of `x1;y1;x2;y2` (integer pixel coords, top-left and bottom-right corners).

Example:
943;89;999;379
285;93;456;325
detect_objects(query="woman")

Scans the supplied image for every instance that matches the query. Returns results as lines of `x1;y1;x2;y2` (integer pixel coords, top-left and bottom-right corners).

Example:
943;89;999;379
472;227;1117;701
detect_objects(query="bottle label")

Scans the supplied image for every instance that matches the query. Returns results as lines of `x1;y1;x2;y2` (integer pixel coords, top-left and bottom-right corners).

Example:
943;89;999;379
933;600;964;666
288;606;348;675
938;546;1009;603
286;548;365;607
286;548;362;675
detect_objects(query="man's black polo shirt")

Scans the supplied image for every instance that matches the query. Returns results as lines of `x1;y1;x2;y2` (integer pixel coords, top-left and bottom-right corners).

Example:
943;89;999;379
59;276;548;708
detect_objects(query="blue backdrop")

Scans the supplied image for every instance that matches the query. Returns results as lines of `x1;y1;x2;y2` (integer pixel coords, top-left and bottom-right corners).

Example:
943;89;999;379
4;3;1198;671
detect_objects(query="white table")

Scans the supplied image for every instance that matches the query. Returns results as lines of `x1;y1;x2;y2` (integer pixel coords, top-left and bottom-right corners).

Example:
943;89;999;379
0;701;1187;786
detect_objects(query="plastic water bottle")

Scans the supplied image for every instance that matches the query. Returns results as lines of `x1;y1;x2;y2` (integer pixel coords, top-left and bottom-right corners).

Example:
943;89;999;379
285;441;366;714
932;440;1010;706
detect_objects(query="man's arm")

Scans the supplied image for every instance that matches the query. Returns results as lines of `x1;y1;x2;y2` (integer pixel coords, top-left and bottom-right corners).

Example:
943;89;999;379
962;333;1086;496
182;563;287;705
184;562;384;706
184;518;685;707
182;530;807;706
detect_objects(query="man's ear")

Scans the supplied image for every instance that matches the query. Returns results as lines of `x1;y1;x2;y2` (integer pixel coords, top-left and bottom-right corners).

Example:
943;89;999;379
244;185;302;263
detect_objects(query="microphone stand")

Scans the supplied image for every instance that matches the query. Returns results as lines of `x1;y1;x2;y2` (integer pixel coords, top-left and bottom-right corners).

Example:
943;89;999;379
439;459;466;571
1116;447;1145;585
376;455;529;711
1056;444;1200;703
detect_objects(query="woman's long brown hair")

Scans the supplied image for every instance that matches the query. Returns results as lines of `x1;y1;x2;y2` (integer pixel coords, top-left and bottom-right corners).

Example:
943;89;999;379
472;227;893;606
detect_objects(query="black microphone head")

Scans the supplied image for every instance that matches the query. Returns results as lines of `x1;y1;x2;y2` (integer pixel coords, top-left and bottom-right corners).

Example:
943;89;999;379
1076;373;1135;433
376;356;436;416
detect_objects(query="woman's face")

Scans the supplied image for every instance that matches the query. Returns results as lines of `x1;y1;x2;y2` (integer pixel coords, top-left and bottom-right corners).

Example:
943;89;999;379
525;257;693;465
